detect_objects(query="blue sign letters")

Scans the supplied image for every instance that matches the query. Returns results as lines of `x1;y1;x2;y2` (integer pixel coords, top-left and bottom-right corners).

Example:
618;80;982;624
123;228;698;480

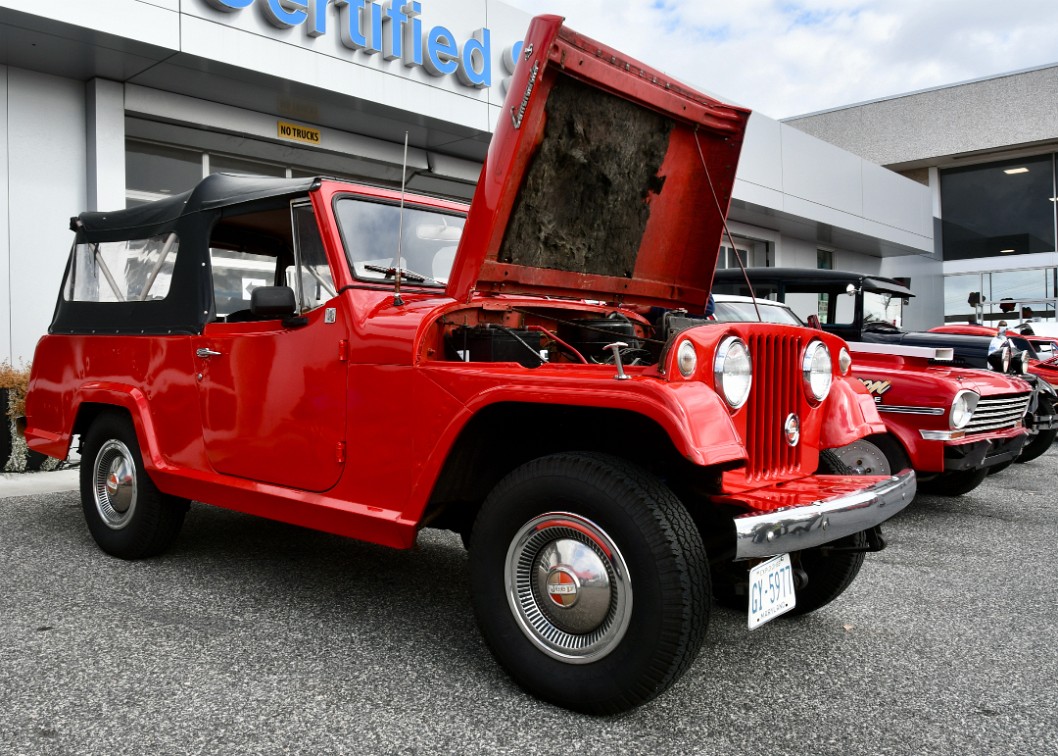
202;0;493;89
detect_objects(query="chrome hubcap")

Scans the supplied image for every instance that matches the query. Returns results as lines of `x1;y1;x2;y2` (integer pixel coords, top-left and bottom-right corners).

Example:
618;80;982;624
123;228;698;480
506;513;631;663
93;440;137;529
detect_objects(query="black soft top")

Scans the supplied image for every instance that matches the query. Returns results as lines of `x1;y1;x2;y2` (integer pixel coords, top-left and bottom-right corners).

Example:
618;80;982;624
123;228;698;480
71;174;320;242
713;268;915;299
53;174;321;336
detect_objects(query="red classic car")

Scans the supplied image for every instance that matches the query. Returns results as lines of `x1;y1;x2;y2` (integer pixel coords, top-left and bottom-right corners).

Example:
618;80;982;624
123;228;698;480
24;16;914;713
712;296;1031;495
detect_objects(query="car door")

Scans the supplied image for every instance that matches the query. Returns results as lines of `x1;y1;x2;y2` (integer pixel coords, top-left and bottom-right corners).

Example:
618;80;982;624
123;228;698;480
193;199;348;492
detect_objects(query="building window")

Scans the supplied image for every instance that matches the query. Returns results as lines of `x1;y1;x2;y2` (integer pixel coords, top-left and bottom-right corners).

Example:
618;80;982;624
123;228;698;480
126;142;202;207
944;267;1058;324
126;140;296;208
717;237;770;269
210;154;286;178
940;154;1056;260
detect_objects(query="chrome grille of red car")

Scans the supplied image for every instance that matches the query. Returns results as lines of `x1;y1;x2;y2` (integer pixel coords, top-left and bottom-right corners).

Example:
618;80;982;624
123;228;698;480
742;331;805;481
966;393;1031;434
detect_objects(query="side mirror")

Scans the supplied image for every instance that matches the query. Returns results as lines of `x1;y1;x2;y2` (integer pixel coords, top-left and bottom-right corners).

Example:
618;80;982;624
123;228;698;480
250;286;297;318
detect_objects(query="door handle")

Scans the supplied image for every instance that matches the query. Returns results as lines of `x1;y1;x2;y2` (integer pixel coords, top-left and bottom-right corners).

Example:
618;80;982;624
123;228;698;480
196;348;223;358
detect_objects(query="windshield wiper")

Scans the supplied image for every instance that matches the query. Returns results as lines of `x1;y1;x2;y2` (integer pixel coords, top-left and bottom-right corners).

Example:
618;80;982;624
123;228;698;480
363;264;433;284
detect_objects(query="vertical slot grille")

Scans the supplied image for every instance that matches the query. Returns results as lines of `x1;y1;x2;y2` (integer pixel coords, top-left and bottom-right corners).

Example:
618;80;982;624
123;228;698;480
743;332;803;481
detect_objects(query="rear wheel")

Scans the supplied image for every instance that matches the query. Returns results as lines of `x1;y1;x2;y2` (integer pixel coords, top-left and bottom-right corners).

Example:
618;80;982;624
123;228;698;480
469;452;709;714
80;414;188;559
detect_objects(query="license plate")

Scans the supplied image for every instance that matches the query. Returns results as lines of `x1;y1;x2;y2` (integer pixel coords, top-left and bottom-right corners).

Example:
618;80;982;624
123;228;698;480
748;553;796;629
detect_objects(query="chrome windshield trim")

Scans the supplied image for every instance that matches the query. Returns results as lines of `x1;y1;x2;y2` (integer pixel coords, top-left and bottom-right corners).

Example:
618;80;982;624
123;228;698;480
733;469;916;561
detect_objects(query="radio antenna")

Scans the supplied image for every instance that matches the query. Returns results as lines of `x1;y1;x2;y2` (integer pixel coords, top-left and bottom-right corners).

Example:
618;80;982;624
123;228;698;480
394;130;409;307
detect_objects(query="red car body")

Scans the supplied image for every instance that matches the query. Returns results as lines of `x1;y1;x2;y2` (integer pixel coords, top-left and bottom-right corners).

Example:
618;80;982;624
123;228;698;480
847;345;1028;474
24;16;914;713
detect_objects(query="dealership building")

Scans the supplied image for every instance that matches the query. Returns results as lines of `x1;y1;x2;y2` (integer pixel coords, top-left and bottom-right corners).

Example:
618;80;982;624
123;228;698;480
0;0;934;364
787;65;1058;328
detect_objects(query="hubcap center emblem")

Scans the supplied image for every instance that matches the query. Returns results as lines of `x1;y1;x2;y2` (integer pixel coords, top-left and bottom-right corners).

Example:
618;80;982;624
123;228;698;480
545;567;580;608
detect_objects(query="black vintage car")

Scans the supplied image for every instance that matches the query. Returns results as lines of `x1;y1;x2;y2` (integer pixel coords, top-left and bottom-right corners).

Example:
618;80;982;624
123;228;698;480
713;268;1058;464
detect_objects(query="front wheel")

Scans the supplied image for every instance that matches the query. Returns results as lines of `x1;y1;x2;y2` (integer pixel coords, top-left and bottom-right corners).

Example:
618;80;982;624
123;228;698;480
1017;395;1057;463
469;452;709;714
712;531;867;616
80;414;189;559
916;466;989;496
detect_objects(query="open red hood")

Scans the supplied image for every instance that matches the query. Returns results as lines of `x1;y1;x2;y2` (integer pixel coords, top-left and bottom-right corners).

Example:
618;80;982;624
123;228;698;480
446;15;750;311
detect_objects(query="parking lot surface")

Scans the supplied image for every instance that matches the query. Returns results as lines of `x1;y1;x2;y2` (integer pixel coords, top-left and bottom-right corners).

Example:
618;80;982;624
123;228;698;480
2;448;1057;756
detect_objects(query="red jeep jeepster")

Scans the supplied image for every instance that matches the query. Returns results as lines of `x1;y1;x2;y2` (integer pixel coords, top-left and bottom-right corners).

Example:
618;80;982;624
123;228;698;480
25;16;915;713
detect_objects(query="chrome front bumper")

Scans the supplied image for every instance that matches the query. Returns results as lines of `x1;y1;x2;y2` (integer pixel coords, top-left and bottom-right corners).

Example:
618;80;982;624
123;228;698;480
733;468;917;560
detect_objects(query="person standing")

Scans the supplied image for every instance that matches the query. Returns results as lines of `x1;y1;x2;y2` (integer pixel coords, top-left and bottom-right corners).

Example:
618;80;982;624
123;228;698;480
988;321;1009;354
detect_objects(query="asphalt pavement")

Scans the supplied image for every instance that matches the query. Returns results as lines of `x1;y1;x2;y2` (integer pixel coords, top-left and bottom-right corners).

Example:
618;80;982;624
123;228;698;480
2;448;1057;756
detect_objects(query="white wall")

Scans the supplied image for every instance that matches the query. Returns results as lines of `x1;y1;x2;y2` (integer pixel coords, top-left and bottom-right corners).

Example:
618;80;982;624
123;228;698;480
6;68;87;364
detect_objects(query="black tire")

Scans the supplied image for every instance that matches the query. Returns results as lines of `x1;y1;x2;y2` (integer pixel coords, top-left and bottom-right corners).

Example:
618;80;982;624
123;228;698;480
715;438;897;613
1017;427;1057;463
1018;394;1058;464
469;452;709;714
713;531;867;616
987;459;1014;475
916;465;989;496
787;530;867;616
80;414;188;559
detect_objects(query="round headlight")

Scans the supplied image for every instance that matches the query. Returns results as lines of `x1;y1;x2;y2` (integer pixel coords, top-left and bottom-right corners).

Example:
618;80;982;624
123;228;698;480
1012;350;1031;375
950;389;980;430
986;346;1011;373
838;346;853;375
713;336;752;409
677;340;698;378
802;340;833;402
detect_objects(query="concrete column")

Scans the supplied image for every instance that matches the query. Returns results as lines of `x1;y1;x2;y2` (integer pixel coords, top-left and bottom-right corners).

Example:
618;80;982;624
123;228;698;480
86;78;125;212
0;65;11;362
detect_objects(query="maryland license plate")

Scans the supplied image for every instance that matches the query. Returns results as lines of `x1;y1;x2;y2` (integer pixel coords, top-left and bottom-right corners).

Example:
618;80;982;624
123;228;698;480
748;553;796;629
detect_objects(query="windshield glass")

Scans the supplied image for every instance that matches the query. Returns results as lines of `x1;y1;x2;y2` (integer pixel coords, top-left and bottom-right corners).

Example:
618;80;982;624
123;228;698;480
335;198;466;286
712;300;803;325
863;290;903;328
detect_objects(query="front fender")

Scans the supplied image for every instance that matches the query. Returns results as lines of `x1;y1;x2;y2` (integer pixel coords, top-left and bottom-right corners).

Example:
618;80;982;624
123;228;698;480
819;377;888;449
421;364;748;468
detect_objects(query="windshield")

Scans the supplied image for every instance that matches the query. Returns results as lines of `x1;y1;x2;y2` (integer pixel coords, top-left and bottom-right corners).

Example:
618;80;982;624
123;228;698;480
335;198;466;286
863;290;903;328
712;300;803;326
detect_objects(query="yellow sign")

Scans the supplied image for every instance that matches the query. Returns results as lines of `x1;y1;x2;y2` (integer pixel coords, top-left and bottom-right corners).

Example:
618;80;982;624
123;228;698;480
277;121;321;145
